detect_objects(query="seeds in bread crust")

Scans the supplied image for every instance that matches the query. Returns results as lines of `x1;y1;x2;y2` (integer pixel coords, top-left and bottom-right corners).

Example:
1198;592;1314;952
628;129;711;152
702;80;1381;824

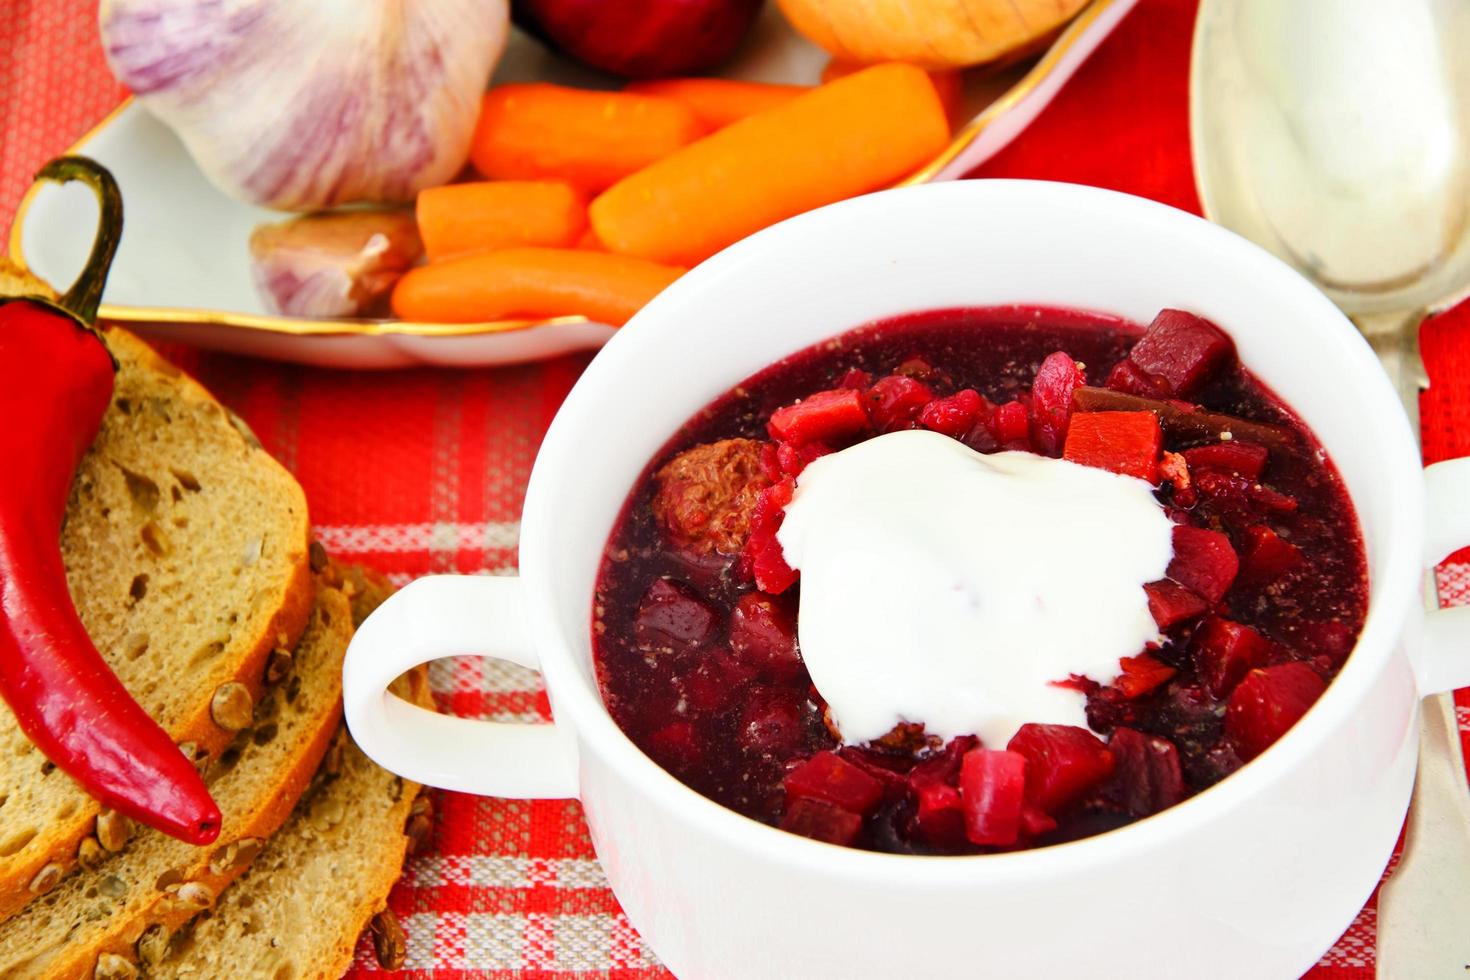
174;881;213;910
96;809;132;852
94;953;138;980
28;862;62;894
406;794;435;854
207;842;239;876
309;540;329;573
210;682;254;732
235;836;263;866
322;737;344;778
264;647;293;685
77;835;104;871
136;925;169;967
370;909;407;969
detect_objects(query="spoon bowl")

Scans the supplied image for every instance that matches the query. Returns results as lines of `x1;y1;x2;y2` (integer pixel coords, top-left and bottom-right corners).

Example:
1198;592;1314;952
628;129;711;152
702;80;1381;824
1191;2;1470;975
1191;0;1470;317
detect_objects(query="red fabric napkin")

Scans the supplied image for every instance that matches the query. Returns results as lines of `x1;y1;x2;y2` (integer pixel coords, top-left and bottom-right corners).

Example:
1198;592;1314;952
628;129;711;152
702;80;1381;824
3;1;1468;977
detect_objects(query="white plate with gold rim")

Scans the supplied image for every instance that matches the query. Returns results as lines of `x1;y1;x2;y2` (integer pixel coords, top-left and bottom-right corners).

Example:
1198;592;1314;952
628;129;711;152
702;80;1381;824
10;0;1135;369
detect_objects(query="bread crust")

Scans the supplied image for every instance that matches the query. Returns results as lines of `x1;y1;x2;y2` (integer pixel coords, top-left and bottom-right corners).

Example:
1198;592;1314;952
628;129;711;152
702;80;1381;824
0;580;348;979
0;329;314;922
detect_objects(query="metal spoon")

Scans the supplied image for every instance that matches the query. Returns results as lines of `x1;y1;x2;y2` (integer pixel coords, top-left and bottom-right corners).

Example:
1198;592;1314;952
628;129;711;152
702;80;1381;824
1191;0;1470;975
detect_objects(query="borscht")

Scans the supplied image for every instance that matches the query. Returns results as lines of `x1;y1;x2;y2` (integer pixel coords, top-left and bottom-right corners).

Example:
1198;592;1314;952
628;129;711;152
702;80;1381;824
591;307;1367;854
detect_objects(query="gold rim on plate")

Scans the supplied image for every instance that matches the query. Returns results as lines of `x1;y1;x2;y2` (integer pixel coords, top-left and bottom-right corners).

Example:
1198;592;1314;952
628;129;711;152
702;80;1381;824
7;0;1117;341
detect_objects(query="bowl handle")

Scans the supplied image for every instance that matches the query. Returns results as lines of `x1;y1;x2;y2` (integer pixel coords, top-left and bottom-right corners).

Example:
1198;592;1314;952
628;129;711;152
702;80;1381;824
1415;459;1470;695
342;575;578;799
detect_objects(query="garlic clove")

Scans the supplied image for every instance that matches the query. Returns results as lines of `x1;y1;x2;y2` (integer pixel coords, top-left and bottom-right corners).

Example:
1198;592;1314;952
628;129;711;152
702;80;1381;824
100;0;509;210
248;210;423;318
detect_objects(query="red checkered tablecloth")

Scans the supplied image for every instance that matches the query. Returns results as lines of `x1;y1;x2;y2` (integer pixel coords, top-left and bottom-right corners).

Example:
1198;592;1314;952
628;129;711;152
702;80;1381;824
4;1;1470;977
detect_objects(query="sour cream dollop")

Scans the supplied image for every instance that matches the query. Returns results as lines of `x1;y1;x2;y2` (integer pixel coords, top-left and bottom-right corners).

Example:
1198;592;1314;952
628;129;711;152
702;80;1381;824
775;429;1174;748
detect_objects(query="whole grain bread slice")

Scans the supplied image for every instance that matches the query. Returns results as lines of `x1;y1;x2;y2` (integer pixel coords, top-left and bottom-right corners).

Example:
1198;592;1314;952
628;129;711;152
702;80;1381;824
0;328;313;920
0;575;349;980
157;671;432;980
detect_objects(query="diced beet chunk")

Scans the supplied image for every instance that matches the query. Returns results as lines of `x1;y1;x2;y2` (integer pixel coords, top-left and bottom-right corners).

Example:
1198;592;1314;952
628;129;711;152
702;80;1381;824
906;735;977;791
919;389;987;438
989;399;1031;445
738;687;807;758
676;647;756;713
1294;619;1357;667
1183;441;1269;480
1195;469;1298;514
1114;653;1177;699
1006;724;1115;815
1105;359;1170;398
1019;805;1058;839
730;592;802;679
1126;309;1234;396
1104;728;1185;816
914;781;966;848
959;749;1027;846
646;721;702;769
1168;525;1239;605
775;440;832;477
767;388;869;444
1063;411;1162;482
1226;663;1326;760
785;751;885;815
634;579;720;656
866;375;935;432
1239;524;1305;585
1030;351;1085;456
741;479;798;594
781;797;863;846
838;368;872;390
1193;617;1271;698
1144;580;1209;629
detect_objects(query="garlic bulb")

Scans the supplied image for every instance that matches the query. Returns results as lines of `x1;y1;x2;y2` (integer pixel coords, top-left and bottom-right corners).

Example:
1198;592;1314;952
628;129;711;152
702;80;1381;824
775;0;1089;70
100;0;508;210
249;210;423;317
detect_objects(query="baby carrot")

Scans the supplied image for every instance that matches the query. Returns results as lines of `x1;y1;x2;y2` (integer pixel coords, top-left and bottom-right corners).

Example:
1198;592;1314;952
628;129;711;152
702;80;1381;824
589;63;950;267
416;180;587;262
390;247;684;326
622;78;808;129
821;58;964;123
469;84;706;192
575;228;606;251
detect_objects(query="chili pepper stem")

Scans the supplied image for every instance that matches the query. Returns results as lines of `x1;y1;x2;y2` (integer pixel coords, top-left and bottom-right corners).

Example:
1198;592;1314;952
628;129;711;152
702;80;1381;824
25;156;123;327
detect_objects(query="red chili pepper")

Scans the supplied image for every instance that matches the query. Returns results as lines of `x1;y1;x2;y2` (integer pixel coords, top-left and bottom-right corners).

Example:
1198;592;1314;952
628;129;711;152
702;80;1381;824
0;157;221;844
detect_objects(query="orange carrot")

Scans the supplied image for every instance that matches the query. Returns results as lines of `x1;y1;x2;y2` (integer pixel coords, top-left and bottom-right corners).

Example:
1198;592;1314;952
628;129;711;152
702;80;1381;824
390;247;684;326
575;228;606;251
469;84;706;192
623;78;808;129
416;180;587;262
821;58;964;123
590;63;950;267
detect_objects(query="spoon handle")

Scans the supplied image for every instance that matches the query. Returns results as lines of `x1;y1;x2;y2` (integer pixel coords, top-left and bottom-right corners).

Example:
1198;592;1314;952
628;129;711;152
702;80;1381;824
1355;310;1428;438
1376;692;1470;978
1361;307;1470;977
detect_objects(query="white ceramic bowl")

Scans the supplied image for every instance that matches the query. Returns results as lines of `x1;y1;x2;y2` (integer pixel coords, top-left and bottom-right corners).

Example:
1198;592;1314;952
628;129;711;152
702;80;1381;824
343;180;1470;979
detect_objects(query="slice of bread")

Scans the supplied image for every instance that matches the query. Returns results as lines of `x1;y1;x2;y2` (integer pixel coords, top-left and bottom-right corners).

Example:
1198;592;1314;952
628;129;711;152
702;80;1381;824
0;328;313;920
158;671;432;980
0;576;349;980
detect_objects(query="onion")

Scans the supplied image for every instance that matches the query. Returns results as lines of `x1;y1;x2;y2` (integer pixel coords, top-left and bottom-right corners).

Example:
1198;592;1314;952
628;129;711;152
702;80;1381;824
775;0;1090;70
512;0;764;79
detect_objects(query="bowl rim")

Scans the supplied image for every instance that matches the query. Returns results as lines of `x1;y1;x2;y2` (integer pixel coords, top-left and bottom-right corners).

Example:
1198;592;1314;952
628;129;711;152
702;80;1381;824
520;178;1423;883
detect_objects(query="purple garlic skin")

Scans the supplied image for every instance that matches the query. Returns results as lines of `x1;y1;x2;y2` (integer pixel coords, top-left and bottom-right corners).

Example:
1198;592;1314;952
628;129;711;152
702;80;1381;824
100;0;508;210
249;210;423;317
